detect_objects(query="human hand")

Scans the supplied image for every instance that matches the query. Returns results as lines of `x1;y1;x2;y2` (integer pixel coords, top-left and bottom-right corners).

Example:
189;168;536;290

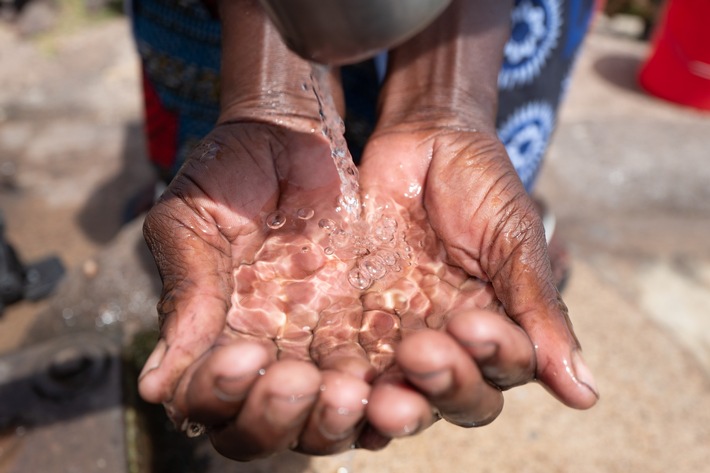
137;118;543;458
138;121;386;459
358;126;599;412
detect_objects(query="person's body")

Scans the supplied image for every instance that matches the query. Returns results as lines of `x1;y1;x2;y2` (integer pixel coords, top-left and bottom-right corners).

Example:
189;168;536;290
133;0;599;460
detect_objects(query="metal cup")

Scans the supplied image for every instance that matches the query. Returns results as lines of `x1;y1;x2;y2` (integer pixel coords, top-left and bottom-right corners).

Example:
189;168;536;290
258;0;452;65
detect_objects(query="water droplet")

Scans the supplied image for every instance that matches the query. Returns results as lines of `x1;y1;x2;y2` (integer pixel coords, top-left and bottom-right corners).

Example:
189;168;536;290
185;422;206;438
348;267;372;290
331;229;350;248
374;224;395;242
404;182;422;198
265;211;287;229
324;247;334;255
297;207;315;220
318;218;336;233
361;256;386;280
377;250;398;266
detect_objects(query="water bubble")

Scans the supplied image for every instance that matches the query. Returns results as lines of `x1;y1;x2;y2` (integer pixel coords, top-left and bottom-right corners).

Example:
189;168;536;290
348;267;372;290
377;250;398;266
185;422;206;438
265;211;287;229
324;247;334;255
194;140;221;161
331;229;350;248
297;207;315;220
361;256;386;280
318;218;336;233
374;224;395;242
346;166;356;176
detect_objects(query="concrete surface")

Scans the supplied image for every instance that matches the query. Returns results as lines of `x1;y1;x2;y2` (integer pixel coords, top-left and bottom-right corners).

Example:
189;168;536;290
0;10;709;473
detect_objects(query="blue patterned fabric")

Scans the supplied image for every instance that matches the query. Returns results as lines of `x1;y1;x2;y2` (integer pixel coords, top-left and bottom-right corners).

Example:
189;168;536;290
496;0;595;191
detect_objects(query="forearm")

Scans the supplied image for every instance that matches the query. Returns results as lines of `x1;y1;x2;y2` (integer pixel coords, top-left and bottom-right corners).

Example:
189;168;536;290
377;0;513;134
217;0;322;128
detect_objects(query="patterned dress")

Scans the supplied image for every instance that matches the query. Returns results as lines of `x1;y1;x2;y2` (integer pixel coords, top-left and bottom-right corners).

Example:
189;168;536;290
130;0;595;191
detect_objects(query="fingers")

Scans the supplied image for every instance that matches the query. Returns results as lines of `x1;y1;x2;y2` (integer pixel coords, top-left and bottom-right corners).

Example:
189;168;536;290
395;329;503;428
426;135;599;409
209;360;321;461
138;199;234;405
182;341;276;425
446;310;534;389
366;373;437;437
298;370;371;454
485;199;599;408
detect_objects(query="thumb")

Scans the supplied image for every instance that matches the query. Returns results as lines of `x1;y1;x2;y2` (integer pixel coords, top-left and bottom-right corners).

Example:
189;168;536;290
137;194;237;406
481;197;599;409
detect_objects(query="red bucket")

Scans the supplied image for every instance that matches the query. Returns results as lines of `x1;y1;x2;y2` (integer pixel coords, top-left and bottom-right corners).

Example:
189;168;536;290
638;0;710;111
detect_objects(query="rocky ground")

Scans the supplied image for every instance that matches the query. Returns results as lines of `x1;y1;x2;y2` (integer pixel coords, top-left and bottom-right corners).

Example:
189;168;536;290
0;6;709;473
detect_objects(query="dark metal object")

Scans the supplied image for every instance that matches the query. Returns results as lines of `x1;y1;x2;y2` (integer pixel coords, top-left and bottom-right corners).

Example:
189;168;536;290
258;0;451;64
0;333;127;473
0;212;65;314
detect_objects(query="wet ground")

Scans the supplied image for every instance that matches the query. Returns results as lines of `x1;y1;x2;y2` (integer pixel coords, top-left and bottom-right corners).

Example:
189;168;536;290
1;9;709;473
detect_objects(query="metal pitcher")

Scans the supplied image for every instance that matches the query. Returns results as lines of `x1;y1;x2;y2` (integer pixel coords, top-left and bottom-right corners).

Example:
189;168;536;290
258;0;452;65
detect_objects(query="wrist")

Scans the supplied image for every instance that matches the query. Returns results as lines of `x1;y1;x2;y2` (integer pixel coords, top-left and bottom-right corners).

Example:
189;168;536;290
376;0;512;134
217;0;324;131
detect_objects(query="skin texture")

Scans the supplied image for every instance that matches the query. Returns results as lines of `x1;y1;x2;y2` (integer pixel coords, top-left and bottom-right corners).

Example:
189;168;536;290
138;0;598;462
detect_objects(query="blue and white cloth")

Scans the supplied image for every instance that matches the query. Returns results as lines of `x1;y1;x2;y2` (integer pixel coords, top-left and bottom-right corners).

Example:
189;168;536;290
496;0;595;191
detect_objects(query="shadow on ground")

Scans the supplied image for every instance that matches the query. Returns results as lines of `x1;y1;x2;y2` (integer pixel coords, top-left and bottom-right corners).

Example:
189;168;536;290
76;122;156;245
592;53;647;96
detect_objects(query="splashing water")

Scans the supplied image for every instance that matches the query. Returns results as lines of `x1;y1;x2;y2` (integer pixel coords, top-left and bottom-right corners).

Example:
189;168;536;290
256;66;415;290
310;64;361;220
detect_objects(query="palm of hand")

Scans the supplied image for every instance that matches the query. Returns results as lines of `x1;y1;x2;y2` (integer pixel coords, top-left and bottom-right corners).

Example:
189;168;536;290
139;122;577;460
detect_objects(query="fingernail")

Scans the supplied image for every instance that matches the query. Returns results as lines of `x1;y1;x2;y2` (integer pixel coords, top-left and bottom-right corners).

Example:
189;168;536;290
318;405;363;441
404;368;453;397
571;350;600;399
265;392;317;429
139;339;167;381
